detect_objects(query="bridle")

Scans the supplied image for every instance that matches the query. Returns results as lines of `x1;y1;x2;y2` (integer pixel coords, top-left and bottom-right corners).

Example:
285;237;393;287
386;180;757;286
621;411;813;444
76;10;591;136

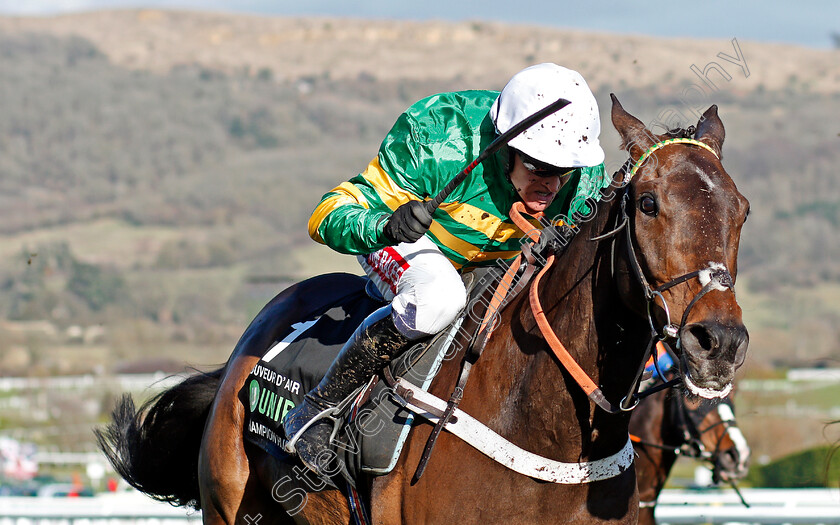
630;391;741;476
525;137;737;413
600;138;739;409
674;395;737;462
632;388;750;508
604;138;735;336
400;137;743;485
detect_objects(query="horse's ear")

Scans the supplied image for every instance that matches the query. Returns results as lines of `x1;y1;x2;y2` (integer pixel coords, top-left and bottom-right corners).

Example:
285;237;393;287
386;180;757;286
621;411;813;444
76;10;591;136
610;93;655;160
695;105;725;155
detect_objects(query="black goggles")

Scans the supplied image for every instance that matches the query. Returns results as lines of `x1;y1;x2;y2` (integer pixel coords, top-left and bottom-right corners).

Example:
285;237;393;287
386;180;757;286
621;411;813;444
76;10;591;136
517;151;575;178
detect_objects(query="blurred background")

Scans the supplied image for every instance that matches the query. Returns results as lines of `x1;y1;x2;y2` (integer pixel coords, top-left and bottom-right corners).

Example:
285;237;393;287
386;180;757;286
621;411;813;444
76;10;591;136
0;0;837;511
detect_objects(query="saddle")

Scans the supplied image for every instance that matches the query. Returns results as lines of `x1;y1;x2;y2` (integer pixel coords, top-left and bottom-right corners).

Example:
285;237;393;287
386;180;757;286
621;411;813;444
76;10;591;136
239;266;507;482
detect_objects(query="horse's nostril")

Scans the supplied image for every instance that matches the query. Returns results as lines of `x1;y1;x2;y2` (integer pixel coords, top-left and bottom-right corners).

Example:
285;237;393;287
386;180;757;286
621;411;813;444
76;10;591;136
688;324;716;352
726;449;739;467
684;323;749;361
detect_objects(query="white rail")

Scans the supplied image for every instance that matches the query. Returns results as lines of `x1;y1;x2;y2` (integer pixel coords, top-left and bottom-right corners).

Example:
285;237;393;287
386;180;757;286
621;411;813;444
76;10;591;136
0;488;837;523
656;488;840;524
0;373;183;393
0;492;201;523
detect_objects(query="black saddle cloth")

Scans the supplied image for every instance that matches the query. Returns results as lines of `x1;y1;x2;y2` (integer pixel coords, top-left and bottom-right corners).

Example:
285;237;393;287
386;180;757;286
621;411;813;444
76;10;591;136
239;273;382;459
239;269;497;481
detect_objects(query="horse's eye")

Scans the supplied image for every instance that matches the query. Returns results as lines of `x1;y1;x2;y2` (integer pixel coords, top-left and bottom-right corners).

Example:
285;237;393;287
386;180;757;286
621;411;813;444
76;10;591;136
744;206;750;224
639;195;658;216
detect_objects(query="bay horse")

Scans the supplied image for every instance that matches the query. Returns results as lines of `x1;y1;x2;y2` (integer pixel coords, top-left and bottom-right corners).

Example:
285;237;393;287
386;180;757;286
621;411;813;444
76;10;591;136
96;95;750;524
630;387;750;525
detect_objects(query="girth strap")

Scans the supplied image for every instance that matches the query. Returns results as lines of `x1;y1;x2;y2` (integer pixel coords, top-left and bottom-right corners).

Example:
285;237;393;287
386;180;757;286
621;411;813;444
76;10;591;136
396;377;636;483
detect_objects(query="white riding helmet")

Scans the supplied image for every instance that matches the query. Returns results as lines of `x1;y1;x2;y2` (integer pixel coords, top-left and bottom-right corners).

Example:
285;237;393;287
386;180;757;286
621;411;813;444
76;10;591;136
490;63;605;168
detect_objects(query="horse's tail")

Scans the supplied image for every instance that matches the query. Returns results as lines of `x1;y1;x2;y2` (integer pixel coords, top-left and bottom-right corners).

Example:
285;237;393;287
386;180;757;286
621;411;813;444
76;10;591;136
95;367;224;509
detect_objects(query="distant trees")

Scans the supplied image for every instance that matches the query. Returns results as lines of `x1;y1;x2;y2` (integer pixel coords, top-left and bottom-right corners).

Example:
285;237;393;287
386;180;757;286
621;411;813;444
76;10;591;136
0;32;399;235
66;259;126;312
154;238;237;269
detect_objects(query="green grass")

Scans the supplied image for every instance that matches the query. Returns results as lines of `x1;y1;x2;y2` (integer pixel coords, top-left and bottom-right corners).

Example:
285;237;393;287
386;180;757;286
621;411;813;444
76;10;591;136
741;381;840;410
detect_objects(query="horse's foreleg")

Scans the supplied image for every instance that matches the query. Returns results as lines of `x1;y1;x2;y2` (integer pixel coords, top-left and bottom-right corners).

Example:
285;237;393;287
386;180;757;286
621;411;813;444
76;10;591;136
370;469;407;524
635;448;676;525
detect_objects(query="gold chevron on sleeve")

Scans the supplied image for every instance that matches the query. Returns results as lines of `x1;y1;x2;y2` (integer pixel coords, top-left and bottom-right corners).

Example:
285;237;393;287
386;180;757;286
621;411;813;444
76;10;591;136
308;182;370;243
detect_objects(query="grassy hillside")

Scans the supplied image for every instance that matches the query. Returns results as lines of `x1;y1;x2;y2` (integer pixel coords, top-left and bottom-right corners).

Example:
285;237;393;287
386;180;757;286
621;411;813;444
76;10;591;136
0;20;838;367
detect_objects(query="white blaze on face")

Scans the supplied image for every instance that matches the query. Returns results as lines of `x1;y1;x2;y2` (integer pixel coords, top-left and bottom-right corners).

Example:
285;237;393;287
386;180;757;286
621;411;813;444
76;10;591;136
717;403;751;471
698;262;729;292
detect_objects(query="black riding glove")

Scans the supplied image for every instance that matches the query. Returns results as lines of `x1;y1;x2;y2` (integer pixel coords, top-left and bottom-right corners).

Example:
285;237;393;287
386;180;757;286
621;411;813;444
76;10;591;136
382;200;433;245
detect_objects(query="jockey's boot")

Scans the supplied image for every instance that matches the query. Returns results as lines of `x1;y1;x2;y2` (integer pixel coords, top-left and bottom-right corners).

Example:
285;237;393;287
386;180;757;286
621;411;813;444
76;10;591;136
282;305;410;477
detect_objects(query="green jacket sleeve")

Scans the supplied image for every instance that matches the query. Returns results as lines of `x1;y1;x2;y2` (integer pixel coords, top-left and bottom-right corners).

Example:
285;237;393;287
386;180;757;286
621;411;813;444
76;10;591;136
307;171;396;256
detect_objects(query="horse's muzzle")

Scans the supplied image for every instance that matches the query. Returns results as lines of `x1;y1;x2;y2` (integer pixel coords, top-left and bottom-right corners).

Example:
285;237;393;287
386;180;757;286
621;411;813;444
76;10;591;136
679;321;749;395
713;447;749;483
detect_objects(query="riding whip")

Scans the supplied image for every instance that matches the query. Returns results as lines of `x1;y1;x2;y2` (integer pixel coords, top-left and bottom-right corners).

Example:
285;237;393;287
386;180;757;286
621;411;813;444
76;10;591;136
424;96;571;214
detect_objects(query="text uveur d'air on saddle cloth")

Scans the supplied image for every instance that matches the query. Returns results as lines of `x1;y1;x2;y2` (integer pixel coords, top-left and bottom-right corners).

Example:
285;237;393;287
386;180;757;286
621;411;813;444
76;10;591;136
240;285;381;459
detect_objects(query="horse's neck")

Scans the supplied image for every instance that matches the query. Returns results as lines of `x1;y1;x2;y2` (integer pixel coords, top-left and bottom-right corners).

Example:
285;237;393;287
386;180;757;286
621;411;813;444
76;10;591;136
535;197;645;382
472;198;648;459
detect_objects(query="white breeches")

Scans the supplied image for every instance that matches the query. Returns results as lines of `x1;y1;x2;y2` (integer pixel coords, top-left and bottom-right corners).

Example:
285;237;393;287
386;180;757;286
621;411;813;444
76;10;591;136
358;236;467;339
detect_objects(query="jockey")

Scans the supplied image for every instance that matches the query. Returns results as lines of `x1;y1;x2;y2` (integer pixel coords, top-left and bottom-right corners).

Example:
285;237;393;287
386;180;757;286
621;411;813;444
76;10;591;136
283;63;609;476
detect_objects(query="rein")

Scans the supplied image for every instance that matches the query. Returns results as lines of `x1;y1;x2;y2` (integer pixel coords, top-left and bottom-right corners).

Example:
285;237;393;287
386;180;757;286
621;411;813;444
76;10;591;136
518;137;735;413
673;395;737;461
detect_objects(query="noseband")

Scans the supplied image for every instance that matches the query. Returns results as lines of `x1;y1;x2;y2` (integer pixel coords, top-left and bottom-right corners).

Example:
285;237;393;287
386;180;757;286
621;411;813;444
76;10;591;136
606;139;735;336
633;392;750;508
674;397;750;506
607;190;735;342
